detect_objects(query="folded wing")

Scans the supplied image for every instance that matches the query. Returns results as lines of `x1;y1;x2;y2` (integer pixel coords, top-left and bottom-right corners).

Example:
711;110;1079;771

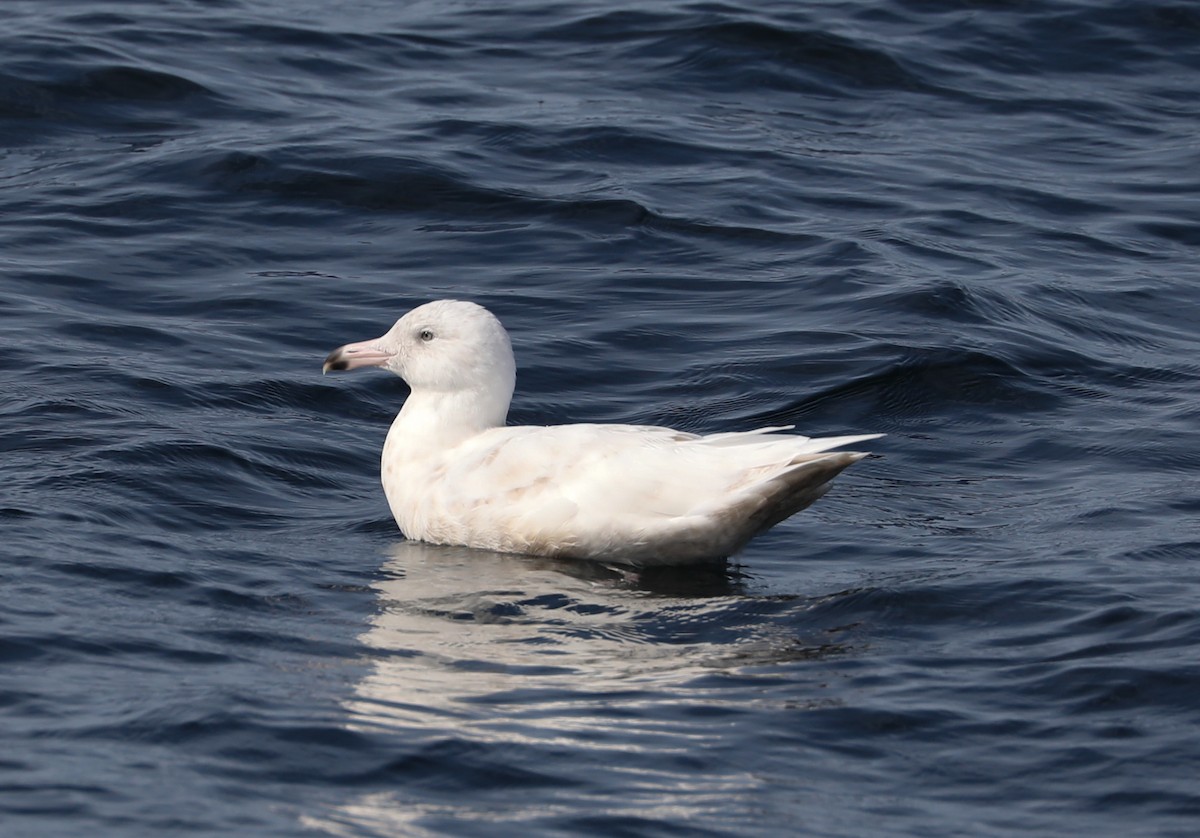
421;424;880;564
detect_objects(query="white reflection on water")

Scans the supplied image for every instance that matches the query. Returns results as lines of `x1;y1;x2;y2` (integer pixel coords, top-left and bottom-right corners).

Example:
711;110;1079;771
306;541;857;836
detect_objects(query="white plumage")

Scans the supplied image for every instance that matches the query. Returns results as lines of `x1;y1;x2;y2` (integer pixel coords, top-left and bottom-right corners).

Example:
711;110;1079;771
324;300;879;565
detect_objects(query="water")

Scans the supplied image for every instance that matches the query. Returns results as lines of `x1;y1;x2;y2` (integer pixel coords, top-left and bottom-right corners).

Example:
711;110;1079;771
3;0;1199;835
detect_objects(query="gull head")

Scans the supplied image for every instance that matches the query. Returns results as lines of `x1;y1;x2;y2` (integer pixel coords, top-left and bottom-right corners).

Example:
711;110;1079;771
323;300;516;406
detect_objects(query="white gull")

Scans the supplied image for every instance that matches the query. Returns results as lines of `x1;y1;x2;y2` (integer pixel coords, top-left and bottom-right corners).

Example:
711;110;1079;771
323;300;880;566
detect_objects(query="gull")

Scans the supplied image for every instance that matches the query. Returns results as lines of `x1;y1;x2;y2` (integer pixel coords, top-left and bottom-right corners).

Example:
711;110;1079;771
324;300;879;566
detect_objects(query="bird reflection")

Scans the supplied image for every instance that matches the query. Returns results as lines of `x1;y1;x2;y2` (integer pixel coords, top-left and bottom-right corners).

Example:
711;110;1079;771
304;541;854;835
337;541;843;739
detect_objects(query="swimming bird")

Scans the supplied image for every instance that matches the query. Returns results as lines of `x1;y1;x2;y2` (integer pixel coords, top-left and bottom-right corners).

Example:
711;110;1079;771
324;300;879;566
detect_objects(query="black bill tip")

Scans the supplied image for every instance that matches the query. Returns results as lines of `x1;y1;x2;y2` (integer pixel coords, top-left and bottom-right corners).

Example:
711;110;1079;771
323;350;349;373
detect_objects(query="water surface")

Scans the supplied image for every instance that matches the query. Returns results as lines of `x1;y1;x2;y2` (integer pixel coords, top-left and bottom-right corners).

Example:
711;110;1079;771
3;0;1199;835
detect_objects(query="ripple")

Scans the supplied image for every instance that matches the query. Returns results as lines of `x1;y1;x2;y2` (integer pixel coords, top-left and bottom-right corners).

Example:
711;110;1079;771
648;20;933;96
67;65;214;102
4;0;1200;835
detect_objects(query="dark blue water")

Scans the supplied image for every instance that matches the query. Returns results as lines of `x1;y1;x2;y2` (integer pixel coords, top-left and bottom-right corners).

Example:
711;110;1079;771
4;0;1199;835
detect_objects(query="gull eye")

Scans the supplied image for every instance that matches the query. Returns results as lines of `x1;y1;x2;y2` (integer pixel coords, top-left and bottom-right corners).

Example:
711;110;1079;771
418;329;435;342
